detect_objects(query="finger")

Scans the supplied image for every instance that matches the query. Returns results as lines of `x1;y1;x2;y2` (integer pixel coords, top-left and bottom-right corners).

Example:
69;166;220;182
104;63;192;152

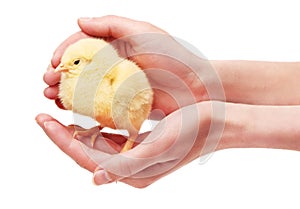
43;68;61;86
36;113;97;172
120;145;197;188
97;138;121;152
91;142;174;186
90;144;168;184
97;151;184;188
43;86;59;100
93;169;113;185
118;172;161;188
51;31;91;67
77;15;165;39
35;113;57;125
93;159;176;188
78;135;121;153
92;167;153;187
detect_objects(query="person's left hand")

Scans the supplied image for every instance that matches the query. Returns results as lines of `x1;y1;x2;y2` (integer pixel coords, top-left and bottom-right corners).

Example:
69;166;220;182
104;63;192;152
44;16;225;114
36;101;224;188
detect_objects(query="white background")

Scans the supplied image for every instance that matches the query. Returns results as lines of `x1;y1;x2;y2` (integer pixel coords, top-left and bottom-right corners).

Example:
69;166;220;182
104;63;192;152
0;0;300;208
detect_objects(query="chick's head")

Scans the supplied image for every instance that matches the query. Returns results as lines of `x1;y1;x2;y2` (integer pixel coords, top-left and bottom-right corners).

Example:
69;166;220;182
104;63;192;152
55;38;109;77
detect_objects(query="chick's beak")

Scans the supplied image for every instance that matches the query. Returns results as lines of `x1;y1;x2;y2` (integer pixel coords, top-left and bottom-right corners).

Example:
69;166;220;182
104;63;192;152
55;64;68;73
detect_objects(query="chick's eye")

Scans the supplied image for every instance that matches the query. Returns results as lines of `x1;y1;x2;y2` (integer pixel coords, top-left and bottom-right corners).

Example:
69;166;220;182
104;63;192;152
73;59;80;65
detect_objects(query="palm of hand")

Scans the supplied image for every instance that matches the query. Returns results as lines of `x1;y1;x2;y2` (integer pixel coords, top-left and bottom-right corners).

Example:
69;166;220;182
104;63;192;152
36;101;209;188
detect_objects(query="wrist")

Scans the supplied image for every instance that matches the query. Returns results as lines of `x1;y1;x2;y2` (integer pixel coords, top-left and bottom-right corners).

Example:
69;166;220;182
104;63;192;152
225;105;300;151
215;103;251;151
186;57;226;102
209;60;240;102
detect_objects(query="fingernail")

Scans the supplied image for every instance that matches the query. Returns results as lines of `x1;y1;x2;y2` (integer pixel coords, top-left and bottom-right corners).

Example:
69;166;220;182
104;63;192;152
93;170;112;185
35;116;39;124
47;63;55;72
43;121;50;129
79;17;93;22
46;64;51;71
43;121;56;130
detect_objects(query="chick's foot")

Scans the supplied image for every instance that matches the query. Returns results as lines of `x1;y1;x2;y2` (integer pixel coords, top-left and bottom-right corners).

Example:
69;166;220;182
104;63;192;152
121;139;135;153
120;133;138;153
71;125;102;147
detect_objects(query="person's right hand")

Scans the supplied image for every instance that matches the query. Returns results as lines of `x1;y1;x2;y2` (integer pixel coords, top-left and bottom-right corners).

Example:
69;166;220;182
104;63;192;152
36;101;227;188
44;15;224;115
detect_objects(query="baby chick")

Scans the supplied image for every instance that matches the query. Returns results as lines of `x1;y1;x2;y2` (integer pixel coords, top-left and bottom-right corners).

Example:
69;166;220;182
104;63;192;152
55;38;153;152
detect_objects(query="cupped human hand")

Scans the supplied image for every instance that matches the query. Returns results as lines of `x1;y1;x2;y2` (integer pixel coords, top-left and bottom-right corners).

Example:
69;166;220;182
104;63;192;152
44;16;222;114
36;101;224;188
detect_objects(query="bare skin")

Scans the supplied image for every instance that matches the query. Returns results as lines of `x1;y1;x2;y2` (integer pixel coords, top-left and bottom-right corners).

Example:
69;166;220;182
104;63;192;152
38;15;300;188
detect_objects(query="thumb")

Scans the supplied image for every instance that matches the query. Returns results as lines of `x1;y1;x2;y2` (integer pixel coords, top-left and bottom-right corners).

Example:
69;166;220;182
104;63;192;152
93;169;113;185
78;16;128;38
91;150;155;180
77;15;165;39
77;15;137;38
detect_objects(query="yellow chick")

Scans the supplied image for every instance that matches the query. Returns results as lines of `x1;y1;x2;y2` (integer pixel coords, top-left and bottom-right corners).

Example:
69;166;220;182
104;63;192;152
55;38;153;152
